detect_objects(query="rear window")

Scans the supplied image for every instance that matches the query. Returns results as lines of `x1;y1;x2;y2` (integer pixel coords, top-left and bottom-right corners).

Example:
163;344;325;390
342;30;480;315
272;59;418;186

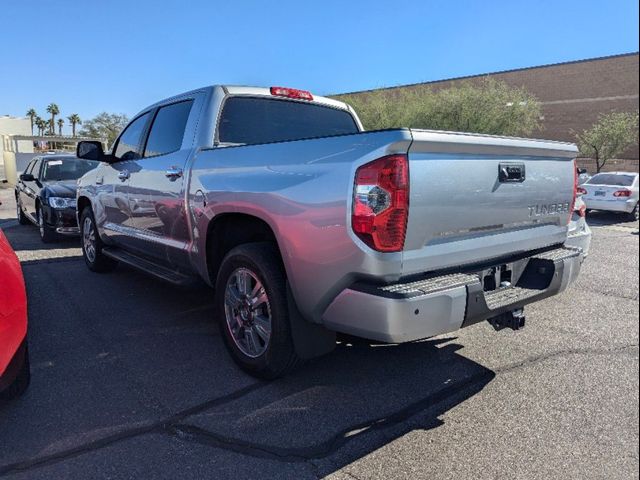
586;173;637;187
217;97;359;146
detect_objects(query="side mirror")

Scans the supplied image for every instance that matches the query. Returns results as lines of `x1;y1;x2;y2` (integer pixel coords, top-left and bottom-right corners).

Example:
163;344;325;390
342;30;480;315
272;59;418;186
577;168;588;175
77;141;106;161
19;173;35;182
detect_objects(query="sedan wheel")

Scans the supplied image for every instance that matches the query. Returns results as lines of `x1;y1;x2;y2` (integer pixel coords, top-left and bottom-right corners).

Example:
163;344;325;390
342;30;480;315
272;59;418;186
37;209;56;243
16;199;29;225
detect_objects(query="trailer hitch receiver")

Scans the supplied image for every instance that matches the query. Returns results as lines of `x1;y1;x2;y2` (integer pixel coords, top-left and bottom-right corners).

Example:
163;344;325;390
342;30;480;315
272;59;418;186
488;308;526;331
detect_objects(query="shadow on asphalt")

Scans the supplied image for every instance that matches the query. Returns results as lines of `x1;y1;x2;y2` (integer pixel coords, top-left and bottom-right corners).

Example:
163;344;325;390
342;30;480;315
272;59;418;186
0;241;495;476
586;210;637;227
1;223;80;252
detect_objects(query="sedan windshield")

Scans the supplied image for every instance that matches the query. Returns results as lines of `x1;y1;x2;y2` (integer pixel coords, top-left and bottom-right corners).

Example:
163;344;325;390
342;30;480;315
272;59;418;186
585;173;637;187
41;158;99;181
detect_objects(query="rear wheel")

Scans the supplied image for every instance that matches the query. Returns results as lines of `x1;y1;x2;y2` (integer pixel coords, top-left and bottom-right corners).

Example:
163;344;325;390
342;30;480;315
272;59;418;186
215;242;300;379
16;197;29;225
80;207;118;272
37;206;58;243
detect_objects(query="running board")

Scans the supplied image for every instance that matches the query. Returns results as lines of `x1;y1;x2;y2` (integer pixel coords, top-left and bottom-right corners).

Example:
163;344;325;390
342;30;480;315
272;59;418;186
102;247;197;286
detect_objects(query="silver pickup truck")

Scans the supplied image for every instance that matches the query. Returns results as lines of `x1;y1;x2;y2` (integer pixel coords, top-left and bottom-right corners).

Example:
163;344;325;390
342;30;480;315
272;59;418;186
76;85;586;378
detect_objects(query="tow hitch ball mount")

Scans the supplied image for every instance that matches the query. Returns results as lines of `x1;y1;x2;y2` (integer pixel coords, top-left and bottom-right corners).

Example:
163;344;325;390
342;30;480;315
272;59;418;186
488;308;526;331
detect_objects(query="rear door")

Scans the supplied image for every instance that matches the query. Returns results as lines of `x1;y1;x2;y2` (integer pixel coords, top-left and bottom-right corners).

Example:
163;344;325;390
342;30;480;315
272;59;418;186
126;98;196;267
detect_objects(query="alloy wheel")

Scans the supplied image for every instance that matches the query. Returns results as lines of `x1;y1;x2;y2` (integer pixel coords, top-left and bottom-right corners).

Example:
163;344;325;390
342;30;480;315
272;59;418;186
37;210;45;238
82;217;97;263
224;267;272;358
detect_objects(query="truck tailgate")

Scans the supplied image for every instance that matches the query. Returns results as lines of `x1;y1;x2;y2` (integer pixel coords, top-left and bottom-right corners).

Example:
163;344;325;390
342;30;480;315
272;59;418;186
402;129;578;274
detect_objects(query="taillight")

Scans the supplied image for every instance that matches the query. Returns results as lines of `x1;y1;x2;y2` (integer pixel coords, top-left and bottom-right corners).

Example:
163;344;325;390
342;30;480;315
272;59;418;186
613;189;632;197
577;186;587;196
352;154;409;252
578;204;587;218
270;86;313;101
569;160;578;224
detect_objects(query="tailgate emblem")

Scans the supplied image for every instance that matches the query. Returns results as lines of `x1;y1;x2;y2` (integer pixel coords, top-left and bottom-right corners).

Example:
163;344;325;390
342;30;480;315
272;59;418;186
528;203;570;217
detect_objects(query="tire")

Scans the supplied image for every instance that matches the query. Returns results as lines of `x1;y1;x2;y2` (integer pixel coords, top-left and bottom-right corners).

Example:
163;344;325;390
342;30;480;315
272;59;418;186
0;344;30;401
80;207;118;273
215;242;300;379
627;203;639;222
37;206;58;243
16;196;30;225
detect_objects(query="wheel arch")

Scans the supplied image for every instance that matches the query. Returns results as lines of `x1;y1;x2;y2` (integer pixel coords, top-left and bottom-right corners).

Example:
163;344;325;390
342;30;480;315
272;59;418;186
77;196;92;215
204;213;286;285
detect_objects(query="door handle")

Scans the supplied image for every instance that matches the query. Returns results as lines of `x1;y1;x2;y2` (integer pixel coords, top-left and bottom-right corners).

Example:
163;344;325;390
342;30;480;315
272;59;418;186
118;170;130;181
165;167;183;179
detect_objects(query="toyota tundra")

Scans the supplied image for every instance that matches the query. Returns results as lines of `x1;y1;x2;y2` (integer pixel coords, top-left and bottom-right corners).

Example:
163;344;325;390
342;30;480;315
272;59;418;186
75;85;586;378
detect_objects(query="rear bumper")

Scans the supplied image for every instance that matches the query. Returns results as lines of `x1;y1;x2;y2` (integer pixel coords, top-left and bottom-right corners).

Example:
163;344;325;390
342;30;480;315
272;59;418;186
584;198;637;213
322;246;582;343
566;221;592;257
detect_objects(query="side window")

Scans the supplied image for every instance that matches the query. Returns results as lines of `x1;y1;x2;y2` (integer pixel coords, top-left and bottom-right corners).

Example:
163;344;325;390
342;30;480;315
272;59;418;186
113;112;151;161
144;100;194;158
23;160;35;175
31;159;42;179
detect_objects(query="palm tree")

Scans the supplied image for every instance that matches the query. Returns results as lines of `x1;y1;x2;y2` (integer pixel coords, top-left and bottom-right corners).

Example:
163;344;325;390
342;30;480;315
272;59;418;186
57;118;64;136
67;114;82;136
46;103;60;135
35;117;44;136
48;118;55;135
26;108;37;135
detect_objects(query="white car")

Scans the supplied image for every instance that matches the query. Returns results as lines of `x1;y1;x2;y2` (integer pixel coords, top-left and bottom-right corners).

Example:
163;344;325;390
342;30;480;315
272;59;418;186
566;195;592;257
580;172;639;222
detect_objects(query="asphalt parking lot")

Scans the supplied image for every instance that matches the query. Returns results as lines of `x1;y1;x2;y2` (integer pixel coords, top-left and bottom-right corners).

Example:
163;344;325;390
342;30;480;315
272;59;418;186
0;186;638;479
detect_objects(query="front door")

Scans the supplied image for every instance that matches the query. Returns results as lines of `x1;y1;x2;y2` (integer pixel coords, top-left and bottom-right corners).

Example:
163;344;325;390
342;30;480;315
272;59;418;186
23;158;42;220
94;111;152;248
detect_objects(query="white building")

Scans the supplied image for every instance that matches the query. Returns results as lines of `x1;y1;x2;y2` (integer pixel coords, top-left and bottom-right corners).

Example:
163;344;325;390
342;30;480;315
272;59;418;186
0;115;34;182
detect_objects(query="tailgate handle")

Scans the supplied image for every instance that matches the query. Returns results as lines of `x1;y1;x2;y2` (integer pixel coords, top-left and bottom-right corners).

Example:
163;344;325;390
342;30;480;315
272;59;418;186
499;163;525;183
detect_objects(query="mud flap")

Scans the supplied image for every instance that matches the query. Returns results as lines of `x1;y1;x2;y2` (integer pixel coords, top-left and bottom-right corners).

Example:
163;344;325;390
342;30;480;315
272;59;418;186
286;282;336;360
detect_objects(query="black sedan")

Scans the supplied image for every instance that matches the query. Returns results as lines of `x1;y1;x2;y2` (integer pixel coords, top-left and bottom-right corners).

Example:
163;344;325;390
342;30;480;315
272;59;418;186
15;154;99;243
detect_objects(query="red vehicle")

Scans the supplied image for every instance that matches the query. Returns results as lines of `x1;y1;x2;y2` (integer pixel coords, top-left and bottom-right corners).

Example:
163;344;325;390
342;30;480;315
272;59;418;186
0;228;30;400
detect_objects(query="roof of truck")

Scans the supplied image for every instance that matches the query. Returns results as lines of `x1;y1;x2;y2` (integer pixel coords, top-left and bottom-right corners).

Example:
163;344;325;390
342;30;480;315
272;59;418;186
142;85;351;113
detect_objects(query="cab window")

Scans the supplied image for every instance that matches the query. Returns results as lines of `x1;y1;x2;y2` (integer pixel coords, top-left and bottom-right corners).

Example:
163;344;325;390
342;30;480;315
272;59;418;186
144;100;193;157
113;112;151;161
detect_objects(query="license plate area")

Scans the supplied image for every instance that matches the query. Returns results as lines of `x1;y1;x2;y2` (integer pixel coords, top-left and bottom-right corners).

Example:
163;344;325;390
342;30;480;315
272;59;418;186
481;263;515;292
498;163;526;183
595;190;606;197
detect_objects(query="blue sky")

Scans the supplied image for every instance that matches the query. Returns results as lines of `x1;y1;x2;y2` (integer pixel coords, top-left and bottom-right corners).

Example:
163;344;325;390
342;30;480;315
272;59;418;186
1;0;638;133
